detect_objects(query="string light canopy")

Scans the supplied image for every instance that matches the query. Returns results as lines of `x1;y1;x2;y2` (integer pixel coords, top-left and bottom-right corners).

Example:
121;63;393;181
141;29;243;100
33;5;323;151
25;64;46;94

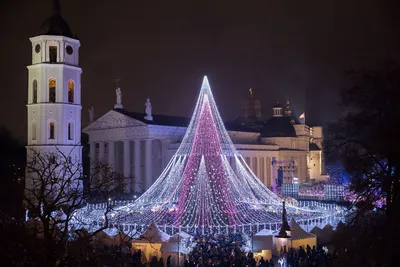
75;76;340;234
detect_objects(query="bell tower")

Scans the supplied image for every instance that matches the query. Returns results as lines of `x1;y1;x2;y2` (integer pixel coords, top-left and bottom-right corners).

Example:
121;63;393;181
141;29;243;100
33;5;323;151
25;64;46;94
26;0;82;189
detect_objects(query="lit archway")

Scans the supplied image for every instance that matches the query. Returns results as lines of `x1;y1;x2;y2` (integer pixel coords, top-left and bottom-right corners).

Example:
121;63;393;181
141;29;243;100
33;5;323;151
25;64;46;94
49;78;56;103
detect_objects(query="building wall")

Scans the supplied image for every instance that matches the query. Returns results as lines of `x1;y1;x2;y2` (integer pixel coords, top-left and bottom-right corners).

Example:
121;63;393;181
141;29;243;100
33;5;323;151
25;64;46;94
261;137;295;150
310;126;326;175
309;150;321;181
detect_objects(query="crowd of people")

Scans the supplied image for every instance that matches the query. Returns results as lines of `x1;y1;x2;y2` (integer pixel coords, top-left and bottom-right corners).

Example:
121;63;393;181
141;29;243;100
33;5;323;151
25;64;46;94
281;244;336;267
298;184;325;198
185;233;274;267
83;233;338;267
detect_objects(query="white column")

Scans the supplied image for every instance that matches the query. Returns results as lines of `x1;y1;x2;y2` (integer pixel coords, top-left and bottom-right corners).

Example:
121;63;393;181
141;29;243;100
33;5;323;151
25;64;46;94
144;139;153;190
160;139;170;169
249;157;253;171
257;157;261;179
134;139;142;193
123;140;131;192
89;142;96;161
270;157;276;189
263;157;268;186
89;142;96;177
251;157;257;175
98;141;105;162
265;157;271;187
108;141;115;169
252;157;256;176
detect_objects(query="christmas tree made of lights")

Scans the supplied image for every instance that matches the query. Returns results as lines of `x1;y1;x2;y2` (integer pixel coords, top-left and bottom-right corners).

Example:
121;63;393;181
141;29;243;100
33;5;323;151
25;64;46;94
78;77;331;233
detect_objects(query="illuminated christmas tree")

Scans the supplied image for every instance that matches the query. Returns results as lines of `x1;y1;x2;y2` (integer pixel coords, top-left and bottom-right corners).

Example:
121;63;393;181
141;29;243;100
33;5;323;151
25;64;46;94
75;76;340;234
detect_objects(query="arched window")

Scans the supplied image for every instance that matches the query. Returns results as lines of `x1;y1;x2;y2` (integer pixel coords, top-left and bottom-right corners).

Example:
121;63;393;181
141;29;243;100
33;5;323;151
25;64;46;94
49;121;55;139
68;122;74;140
32;122;36;140
49;46;57;63
33;80;37;103
68;80;74;103
49;78;56;103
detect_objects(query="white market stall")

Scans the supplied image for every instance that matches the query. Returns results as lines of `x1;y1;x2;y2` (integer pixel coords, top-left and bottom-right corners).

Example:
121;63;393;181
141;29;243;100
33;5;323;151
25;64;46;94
160;232;193;266
318;224;334;245
310;226;323;244
288;218;317;250
253;229;273;261
131;222;171;264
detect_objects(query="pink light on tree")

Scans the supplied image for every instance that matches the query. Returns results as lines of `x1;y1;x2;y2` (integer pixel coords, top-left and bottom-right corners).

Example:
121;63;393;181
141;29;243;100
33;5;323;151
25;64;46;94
175;93;236;226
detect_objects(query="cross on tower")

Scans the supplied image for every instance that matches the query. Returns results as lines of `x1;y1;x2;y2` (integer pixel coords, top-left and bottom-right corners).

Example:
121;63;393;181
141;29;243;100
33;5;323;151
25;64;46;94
114;76;121;88
53;0;61;13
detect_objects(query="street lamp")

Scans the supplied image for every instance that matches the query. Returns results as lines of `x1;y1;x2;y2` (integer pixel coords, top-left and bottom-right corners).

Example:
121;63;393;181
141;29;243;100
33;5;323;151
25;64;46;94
275;227;291;267
280;201;293;250
275;201;293;267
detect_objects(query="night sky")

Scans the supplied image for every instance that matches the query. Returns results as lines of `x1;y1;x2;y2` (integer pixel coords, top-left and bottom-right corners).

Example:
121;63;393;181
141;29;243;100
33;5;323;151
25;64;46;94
1;0;399;140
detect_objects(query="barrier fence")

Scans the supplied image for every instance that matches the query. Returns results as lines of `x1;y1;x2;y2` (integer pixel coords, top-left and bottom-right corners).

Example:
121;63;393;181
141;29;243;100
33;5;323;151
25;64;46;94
77;200;345;235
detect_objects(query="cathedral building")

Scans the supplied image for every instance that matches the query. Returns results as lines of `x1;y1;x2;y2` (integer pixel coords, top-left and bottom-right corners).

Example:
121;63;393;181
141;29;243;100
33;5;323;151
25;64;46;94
85;88;327;194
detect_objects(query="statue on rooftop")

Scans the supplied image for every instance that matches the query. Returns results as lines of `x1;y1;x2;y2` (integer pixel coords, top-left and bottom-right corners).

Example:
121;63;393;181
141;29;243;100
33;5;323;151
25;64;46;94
88;105;95;124
116;88;122;105
114;87;123;109
144;98;153;121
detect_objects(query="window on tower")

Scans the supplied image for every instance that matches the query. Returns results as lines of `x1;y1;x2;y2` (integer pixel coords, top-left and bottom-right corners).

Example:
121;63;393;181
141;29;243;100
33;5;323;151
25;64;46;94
33;80;37;103
49;121;55;139
68;80;74;103
68;122;74;140
32;122;36;140
49;78;56;103
49;46;57;63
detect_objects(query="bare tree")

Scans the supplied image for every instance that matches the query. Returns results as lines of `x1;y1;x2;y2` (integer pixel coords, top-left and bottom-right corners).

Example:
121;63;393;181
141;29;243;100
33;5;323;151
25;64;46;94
24;146;127;267
65;226;138;266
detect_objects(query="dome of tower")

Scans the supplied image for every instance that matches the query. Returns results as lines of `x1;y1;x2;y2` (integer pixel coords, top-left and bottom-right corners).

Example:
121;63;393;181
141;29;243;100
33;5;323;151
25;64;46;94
39;13;74;38
38;1;75;38
261;116;297;138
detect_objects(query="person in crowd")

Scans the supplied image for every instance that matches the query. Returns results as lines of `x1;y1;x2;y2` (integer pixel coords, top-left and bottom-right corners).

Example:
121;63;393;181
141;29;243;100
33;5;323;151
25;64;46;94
158;257;164;267
150;256;158;267
167;255;172;267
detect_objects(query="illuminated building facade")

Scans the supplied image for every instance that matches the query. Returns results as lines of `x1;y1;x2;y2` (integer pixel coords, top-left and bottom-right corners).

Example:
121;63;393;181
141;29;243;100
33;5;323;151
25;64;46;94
85;88;327;194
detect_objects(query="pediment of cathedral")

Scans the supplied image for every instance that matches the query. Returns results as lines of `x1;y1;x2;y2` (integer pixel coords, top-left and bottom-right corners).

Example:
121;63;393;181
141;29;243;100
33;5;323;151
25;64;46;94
83;110;147;132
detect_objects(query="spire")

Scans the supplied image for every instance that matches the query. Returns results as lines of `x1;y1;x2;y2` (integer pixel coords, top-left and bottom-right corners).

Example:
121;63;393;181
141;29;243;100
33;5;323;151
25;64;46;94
52;0;61;14
285;100;292;117
114;76;121;88
244;87;262;119
39;0;75;38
